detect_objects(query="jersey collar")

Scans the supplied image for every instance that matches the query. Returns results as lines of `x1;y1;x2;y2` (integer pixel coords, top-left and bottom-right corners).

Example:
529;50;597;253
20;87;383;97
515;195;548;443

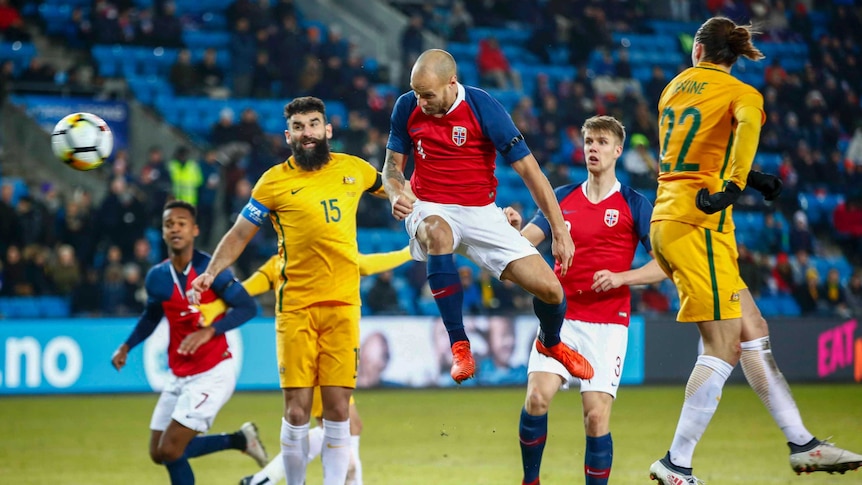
581;179;621;203
444;83;466;116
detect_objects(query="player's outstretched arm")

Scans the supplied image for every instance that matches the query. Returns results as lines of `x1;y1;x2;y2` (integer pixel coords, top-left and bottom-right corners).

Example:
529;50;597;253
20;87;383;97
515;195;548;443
592;258;668;293
383;149;415;221
510;154;574;275
191;217;259;300
358;247;412;276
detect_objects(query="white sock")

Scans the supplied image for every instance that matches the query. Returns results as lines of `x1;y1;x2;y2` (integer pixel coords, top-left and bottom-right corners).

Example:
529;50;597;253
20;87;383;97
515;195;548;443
281;418;309;485
349;435;363;485
249;452;286;485
669;355;733;468
321;419;351;485
307;425;325;461
740;337;814;446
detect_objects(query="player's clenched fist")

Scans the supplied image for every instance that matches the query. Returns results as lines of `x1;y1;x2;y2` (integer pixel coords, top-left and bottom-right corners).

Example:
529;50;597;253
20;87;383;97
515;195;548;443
111;344;129;371
189;272;215;305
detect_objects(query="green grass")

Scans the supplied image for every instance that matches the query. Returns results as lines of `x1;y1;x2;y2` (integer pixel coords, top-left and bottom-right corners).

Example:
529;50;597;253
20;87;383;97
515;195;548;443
1;385;861;484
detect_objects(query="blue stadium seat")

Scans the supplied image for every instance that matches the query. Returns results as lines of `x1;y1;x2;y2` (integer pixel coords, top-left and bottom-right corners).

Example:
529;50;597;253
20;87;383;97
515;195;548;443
39;296;71;318
182;30;231;49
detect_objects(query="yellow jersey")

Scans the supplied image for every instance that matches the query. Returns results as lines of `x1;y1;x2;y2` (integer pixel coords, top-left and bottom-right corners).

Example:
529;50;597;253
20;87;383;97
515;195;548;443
651;62;765;233
247;152;381;312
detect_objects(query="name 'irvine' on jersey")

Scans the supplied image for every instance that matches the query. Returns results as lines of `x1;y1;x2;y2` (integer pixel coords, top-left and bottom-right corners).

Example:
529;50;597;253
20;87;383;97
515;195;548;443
651;63;765;233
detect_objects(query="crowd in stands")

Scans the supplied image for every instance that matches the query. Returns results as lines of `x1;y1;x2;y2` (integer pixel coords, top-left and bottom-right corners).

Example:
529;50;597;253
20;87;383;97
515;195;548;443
1;0;861;320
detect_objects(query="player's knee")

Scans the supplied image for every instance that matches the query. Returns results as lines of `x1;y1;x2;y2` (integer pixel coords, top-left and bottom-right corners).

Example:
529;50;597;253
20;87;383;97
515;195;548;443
149;448;163;465
417;217;453;253
285;407;311;426
583;407;610;435
524;388;551;415
157;443;184;464
534;280;563;305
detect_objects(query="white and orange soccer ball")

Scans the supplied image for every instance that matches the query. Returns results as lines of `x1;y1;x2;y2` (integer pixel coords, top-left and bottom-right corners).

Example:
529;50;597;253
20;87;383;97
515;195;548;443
51;112;113;171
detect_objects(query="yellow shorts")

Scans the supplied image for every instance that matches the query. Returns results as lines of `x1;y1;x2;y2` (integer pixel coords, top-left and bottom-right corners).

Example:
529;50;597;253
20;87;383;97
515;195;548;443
650;220;746;322
310;387;357;420
275;304;360;388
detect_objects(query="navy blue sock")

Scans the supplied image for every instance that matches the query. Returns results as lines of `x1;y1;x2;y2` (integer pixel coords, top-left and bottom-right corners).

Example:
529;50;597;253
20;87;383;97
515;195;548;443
533;295;566;347
584;433;613;484
519;407;548;484
165;457;194;485
427;254;467;345
184;432;244;459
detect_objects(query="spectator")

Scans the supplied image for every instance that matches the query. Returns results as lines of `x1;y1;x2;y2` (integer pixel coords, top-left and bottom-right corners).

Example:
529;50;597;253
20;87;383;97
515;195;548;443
197;150;221;247
789;210;815;255
459;266;483;316
169;49;198;96
401;14;424;82
833;197;862;263
98;177;147;258
793;267;822;315
738;244;764;297
476;37;522;90
1;245;29;296
447;0;473;43
139;146;172;228
621;133;658;190
72;268;101;315
769;252;794;295
230;17;257;98
197;48;229;98
57;197;96;269
0;0;29;41
251;49;277;99
100;245;126;315
846;271;862;317
121;263;145;314
366;270;403;315
130;238;154;276
23;245;51;296
822;268;850;318
0;182;21;253
790;249;815;288
47;244;81;296
152;1;183;47
167;146;203;206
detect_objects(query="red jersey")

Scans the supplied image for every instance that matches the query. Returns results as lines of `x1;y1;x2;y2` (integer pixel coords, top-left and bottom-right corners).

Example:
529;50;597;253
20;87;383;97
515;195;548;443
387;83;531;206
529;181;654;326
131;251;240;377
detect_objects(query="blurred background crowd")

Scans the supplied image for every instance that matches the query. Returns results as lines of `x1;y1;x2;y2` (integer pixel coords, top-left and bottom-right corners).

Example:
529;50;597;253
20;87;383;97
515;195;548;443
0;0;861;320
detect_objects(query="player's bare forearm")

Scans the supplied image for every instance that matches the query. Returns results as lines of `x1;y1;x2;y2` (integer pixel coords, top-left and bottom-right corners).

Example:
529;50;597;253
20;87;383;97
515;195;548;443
382;149;408;195
205;218;259;277
520;223;546;247
621;259;668;286
511;156;566;234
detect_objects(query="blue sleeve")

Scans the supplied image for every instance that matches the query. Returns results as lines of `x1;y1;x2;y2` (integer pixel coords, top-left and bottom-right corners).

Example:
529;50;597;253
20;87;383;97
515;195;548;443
466;87;531;164
240;197;269;227
124;269;166;350
210;268;257;335
385;92;417;155
528;184;578;239
622;186;654;252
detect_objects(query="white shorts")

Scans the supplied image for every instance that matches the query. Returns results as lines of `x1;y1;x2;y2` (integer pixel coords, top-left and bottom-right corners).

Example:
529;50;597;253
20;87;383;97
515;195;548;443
527;319;628;398
405;200;539;278
149;359;236;433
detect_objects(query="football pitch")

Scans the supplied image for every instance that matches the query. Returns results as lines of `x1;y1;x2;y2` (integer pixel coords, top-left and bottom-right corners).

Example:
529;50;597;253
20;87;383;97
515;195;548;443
2;384;860;484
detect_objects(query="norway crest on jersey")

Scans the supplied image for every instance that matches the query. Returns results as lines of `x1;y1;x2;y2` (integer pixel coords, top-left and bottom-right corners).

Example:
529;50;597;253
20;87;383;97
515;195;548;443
452;126;467;146
604;208;620;227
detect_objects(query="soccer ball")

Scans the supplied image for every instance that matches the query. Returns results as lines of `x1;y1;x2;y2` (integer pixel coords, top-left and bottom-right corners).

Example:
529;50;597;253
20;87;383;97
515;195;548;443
51;112;113;171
